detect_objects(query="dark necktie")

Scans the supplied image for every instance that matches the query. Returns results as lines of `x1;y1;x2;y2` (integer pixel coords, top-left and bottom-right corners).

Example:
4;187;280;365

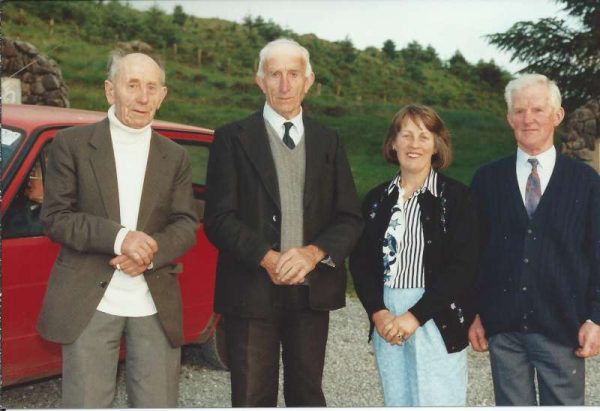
282;122;295;150
525;158;541;218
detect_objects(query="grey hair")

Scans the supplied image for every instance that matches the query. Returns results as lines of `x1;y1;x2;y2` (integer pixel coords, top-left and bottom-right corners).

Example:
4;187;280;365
106;51;166;85
504;73;561;113
256;38;313;79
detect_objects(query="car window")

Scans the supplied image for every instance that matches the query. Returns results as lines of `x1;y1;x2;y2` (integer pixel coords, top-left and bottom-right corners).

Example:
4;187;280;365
2;145;50;238
1;127;25;173
178;142;210;221
181;143;210;186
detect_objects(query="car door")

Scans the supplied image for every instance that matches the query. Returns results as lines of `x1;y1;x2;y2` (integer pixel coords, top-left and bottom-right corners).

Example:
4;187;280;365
2;128;63;386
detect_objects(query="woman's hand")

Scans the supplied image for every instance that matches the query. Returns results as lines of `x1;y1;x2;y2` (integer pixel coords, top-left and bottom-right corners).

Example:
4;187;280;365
372;309;395;342
385;311;420;345
373;309;420;345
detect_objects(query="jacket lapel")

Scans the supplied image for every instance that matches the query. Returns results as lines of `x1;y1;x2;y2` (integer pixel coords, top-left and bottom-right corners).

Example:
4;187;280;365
302;117;324;209
238;112;281;210
137;131;168;230
89;118;120;222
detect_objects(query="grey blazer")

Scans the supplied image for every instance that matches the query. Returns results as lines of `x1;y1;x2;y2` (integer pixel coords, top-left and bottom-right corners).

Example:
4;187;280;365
37;118;198;347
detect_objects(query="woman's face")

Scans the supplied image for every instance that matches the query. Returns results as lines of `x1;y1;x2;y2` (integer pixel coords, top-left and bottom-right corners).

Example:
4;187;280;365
393;118;436;176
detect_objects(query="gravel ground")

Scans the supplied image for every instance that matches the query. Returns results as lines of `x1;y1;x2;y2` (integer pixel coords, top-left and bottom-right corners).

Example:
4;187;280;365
3;296;600;407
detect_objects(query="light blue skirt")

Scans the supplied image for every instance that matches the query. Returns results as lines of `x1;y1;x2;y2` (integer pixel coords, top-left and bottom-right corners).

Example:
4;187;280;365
372;286;467;406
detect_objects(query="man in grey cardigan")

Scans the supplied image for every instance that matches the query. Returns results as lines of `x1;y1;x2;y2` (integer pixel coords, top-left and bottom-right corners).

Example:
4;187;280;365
204;38;363;406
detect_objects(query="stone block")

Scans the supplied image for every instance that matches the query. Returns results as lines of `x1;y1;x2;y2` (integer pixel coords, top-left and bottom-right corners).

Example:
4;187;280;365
567;139;585;150
2;40;17;57
575;148;594;161
21;72;33;83
32;78;45;94
14;40;38;55
42;74;60;90
584;119;597;136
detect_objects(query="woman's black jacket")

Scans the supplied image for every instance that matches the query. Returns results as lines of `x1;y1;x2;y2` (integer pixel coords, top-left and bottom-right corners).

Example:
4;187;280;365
349;172;479;353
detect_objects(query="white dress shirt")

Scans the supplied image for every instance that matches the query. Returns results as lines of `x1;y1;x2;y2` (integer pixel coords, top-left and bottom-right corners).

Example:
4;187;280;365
262;102;304;146
516;146;556;203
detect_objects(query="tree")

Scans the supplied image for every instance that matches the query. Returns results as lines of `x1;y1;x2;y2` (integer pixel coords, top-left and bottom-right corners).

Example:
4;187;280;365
337;36;357;63
487;0;600;110
382;39;396;59
173;5;187;27
475;60;509;92
448;50;473;81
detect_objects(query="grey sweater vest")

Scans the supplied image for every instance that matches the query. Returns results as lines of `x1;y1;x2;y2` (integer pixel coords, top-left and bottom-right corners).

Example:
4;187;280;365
265;122;306;252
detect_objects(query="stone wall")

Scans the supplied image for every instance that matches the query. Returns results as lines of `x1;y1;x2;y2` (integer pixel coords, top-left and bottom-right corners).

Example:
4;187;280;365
561;98;600;172
2;38;69;107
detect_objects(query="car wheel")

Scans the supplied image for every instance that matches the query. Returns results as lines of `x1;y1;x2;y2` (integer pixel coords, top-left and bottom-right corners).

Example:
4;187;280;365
200;317;228;370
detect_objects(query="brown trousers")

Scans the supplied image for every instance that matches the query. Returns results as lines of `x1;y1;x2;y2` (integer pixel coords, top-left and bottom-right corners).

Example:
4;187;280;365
224;300;330;407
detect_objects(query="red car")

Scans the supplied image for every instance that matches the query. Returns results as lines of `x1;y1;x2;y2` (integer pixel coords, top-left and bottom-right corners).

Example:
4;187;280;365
1;104;226;386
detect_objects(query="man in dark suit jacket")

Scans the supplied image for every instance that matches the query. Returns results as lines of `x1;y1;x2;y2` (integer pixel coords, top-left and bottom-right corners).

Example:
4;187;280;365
38;53;198;407
468;73;600;405
204;38;363;406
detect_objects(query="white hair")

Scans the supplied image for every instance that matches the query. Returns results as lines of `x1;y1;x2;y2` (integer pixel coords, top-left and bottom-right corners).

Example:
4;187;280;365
504;73;561;113
256;38;313;79
107;51;166;85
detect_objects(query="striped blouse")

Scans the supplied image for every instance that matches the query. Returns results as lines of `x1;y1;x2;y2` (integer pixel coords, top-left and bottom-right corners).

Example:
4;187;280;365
383;168;438;288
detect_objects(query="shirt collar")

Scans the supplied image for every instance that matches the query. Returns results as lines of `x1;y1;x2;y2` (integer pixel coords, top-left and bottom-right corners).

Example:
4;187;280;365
262;102;304;138
516;145;556;170
387;168;439;198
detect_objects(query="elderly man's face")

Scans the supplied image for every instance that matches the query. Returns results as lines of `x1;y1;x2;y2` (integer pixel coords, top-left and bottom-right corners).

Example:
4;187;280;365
256;46;315;119
104;54;167;129
506;84;564;156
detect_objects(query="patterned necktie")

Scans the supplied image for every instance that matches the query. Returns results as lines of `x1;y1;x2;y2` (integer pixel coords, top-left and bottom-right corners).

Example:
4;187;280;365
282;122;295;150
525;158;541;218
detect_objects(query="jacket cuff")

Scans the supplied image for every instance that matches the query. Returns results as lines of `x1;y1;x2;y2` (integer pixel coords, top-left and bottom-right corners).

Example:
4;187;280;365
250;243;273;268
366;301;388;319
408;301;433;326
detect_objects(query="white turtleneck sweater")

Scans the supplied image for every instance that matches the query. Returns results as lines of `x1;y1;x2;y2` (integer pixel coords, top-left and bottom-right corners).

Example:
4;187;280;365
96;105;157;317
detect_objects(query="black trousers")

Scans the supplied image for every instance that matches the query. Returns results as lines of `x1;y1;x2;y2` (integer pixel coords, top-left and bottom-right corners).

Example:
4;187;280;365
224;292;330;407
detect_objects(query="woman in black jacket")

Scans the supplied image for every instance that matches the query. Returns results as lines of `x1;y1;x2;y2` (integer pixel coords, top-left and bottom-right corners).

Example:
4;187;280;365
350;104;479;406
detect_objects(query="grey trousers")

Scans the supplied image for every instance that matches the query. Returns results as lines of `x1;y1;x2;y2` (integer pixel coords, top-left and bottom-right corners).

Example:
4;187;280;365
488;332;584;405
62;310;181;408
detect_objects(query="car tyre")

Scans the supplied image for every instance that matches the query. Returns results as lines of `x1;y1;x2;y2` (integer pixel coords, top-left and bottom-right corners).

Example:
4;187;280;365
200;317;228;370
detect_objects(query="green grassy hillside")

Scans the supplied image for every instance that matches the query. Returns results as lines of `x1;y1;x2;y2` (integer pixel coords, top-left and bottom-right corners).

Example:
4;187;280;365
4;1;518;194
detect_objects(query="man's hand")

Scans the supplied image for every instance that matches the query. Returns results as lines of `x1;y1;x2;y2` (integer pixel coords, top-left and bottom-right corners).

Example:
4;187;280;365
575;321;600;358
260;249;282;284
468;314;489;352
109;255;148;277
276;245;325;285
121;231;158;266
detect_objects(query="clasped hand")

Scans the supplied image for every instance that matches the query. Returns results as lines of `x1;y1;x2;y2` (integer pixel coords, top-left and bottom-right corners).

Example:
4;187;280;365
260;245;325;285
109;231;158;277
373;309;420;345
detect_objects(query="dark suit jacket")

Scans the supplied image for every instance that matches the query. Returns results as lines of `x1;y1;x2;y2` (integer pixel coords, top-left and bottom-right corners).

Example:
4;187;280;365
471;153;600;347
38;118;199;347
350;172;479;352
204;110;363;317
